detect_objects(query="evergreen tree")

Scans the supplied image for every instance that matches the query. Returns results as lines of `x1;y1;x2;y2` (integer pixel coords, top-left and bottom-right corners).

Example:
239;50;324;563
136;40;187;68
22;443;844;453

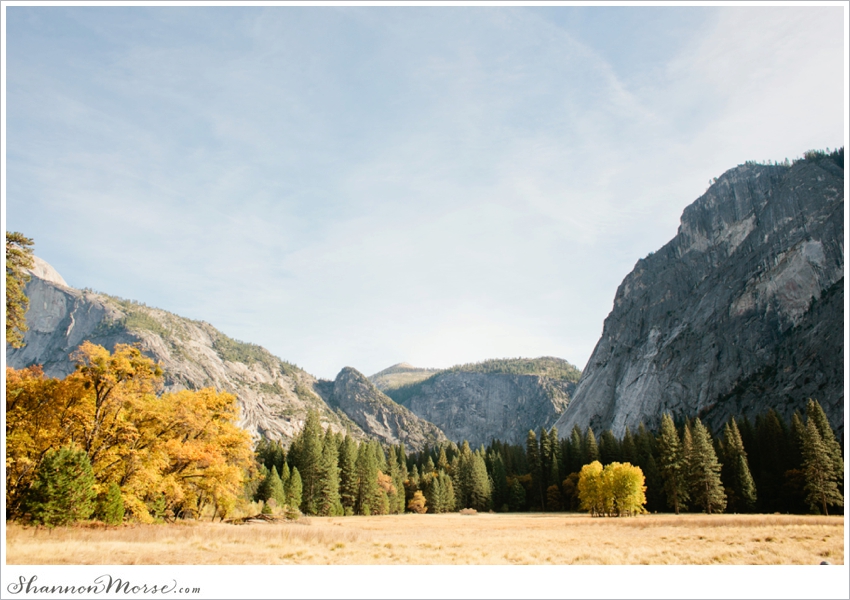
355;440;380;515
24;446;96;527
583;427;599;465
255;464;272;502
468;451;492;511
801;419;843;515
437;446;449;473
286;467;303;512
635;423;662;512
620;426;637;466
754;410;788;513
540;428;552;489
338;436;358;515
547;455;560;510
388;446;407;514
548;426;560;482
6;231;35;348
688;419;726;514
438;471;456;513
490;452;510;512
722;419;757;512
569;426;584;473
526;431;543;510
806;399;844;489
316;434;342;516
508;478;526;512
96;482;125;525
290;410;324;515
268;466;287;507
599;430;619;465
657;413;689;514
256;438;286;474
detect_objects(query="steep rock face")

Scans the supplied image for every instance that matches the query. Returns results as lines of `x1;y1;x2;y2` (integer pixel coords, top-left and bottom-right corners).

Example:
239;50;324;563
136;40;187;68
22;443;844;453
403;372;574;446
314;367;447;450
7;270;358;444
555;156;844;438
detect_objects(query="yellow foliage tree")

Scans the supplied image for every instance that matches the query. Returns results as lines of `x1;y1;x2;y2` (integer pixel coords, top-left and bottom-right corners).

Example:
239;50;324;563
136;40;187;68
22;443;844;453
577;461;605;516
6;343;254;523
578;460;646;517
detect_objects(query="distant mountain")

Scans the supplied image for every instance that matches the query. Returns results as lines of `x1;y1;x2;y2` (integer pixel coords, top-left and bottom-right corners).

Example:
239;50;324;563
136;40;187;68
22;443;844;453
6;264;439;450
377;357;581;446
369;362;441;393
317;367;447;450
555;150;844;439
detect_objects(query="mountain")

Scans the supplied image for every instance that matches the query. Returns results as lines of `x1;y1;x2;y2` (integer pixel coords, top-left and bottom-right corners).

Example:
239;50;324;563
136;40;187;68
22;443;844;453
6;263;439;450
369;362;441;393
316;367;447;449
379;357;581;446
555;150;844;439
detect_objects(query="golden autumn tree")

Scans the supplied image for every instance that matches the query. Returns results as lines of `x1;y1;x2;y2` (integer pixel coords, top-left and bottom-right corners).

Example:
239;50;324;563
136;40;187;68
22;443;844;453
578;460;646;517
6;342;254;523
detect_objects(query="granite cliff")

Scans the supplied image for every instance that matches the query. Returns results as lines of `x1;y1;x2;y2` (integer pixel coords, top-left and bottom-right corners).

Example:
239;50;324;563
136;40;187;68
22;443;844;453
555;151;844;439
377;358;580;446
315;367;447;449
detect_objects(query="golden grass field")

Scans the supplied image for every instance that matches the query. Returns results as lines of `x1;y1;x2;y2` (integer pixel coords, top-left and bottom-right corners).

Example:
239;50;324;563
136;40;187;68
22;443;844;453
5;513;844;565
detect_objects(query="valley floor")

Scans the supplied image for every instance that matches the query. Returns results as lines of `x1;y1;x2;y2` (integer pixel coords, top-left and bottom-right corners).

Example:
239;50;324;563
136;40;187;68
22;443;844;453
5;513;843;565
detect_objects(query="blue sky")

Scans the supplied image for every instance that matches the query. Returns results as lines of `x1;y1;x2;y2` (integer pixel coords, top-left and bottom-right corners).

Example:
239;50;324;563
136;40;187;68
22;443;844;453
3;5;846;380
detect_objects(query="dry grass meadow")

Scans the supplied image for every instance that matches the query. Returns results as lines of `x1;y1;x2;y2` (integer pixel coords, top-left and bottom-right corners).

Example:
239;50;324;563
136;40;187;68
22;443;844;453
5;512;843;565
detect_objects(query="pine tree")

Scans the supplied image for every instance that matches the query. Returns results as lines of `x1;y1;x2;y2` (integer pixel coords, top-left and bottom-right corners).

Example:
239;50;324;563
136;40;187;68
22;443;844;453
439;471;456;513
286;467;303;512
801;419;843;515
583;427;599;465
689;419;726;514
806;399;844;489
97;482;125;525
599;430;619;466
620;426;637;466
548;426;560;482
754;410;789;512
24;446;96;527
566;426;582;474
6;231;35;348
508;478;526;512
316;433;342;516
722;419;756;512
468;451;492;511
290;410;324;515
657;413;689;514
268;466;287;507
355;441;379;515
437;446;449;473
526;431;543;510
540;428;552;489
490;452;509;511
338;436;358;515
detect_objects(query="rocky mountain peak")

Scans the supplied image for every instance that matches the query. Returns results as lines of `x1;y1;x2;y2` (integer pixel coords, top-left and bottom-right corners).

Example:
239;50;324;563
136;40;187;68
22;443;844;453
556;153;844;439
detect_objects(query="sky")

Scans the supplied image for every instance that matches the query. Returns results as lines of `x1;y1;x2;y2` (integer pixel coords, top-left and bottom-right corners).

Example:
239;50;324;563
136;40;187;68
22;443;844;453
3;4;846;380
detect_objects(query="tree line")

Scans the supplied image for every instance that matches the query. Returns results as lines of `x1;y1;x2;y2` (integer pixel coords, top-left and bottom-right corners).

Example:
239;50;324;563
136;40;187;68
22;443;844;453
252;400;843;518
